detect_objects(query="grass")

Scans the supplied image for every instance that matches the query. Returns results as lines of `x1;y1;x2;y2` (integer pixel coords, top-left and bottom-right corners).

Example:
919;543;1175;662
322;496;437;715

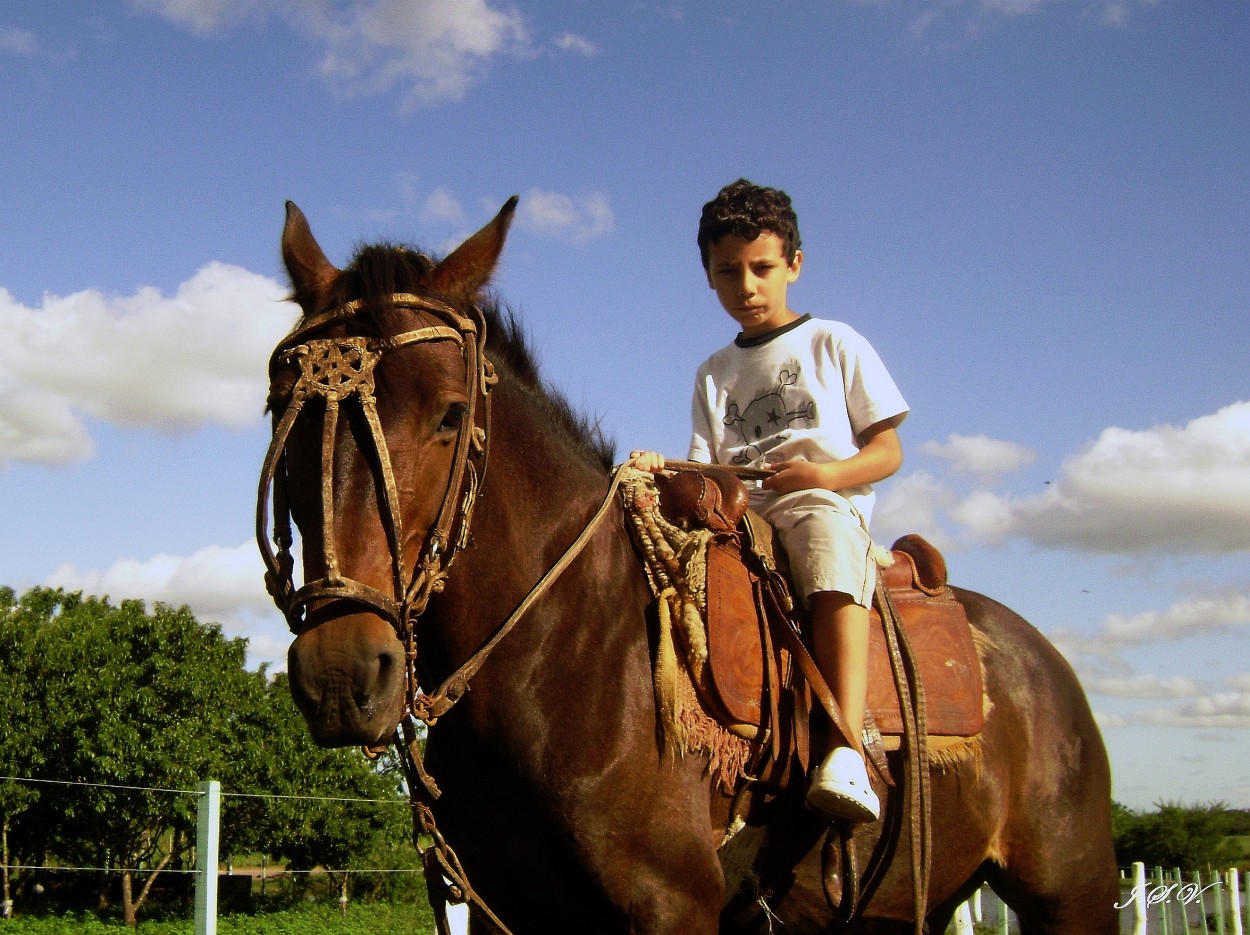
0;901;438;934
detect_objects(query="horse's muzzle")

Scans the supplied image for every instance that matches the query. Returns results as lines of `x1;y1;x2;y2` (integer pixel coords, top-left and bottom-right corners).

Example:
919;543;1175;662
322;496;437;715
287;611;406;747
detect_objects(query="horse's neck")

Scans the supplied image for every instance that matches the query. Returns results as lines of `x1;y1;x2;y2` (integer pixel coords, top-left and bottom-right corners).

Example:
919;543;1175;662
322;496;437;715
424;377;634;672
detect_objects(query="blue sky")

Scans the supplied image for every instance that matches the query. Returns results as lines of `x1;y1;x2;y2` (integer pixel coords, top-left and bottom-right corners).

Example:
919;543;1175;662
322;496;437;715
1;0;1246;811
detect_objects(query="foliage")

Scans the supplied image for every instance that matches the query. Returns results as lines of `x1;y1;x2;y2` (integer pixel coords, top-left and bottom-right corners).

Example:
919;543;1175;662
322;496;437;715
0;587;414;926
225;674;412;881
1112;800;1240;869
0;900;436;934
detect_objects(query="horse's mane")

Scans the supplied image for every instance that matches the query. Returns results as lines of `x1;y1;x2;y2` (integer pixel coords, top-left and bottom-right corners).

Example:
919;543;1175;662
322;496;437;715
337;242;616;472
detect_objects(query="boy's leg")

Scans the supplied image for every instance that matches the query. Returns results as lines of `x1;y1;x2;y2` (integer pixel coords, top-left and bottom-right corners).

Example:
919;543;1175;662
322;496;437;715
809;590;869;756
806;589;879;823
757;490;879;822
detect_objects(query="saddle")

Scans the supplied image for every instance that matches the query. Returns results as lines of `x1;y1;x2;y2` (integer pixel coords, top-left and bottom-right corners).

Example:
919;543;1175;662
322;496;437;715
638;468;984;776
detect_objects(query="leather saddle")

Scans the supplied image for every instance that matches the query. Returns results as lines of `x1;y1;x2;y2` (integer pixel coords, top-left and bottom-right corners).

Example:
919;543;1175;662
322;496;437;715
655;469;984;755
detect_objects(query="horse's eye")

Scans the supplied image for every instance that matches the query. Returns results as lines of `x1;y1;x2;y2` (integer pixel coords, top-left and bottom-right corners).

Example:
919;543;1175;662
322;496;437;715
438;402;469;434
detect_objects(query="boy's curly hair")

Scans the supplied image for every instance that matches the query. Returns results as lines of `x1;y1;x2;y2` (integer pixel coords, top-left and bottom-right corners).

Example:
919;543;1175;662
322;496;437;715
697;179;802;270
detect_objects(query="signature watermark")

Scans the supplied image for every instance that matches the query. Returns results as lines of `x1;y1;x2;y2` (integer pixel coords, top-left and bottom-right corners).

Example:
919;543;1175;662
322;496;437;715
1115;881;1221;910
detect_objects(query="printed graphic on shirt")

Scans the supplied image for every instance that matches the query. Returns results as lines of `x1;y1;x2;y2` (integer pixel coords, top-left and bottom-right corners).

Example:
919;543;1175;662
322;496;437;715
721;365;816;465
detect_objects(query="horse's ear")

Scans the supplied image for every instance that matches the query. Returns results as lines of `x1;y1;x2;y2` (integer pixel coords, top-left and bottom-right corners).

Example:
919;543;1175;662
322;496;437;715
281;201;340;311
428;196;519;301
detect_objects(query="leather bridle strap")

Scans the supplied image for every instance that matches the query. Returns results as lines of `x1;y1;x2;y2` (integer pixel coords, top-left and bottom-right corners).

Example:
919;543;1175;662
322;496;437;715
256;294;491;644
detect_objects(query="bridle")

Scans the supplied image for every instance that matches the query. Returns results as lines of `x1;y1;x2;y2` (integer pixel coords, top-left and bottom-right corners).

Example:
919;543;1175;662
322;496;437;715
256;292;496;723
256;290;629;932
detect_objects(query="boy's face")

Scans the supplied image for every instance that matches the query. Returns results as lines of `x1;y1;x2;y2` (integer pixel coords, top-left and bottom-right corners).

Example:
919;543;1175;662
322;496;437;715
705;232;803;338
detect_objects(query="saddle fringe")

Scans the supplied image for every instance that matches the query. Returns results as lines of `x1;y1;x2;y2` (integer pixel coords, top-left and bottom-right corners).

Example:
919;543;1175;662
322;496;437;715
624;470;753;792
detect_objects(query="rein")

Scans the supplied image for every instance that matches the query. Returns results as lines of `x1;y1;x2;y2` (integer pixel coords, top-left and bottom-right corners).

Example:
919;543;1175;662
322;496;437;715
257;290;627;934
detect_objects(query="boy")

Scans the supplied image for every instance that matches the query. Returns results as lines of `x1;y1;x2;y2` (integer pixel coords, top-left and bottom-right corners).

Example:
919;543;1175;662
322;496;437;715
631;179;907;824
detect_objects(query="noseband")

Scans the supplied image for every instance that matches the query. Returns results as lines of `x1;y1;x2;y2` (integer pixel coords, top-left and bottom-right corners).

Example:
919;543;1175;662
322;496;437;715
256;292;495;717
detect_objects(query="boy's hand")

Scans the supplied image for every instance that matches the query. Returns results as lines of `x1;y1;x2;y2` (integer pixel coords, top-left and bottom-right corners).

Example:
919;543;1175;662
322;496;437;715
629;450;666;473
761;459;834;494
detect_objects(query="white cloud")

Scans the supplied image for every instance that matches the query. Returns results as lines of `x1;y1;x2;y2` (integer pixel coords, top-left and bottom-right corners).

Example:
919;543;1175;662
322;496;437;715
420;187;468;227
0;26;40;56
907;0;1158;43
0;387;94;465
0;265;293;466
0;25;73;63
947;489;1017;542
1227;673;1250;692
134;0;533;105
514;189;614;244
872;470;959;552
920;433;1035;479
1136;692;1250;729
309;0;530;106
552;32;598;56
951;403;1250;554
1100;591;1250;648
128;0;250;33
1093;711;1130;730
976;0;1159;21
46;541;288;669
1086;673;1205;699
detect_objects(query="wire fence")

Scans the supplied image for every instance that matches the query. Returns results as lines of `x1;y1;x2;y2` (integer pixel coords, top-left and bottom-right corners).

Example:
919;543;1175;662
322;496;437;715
0;773;421;878
3;777;1248;934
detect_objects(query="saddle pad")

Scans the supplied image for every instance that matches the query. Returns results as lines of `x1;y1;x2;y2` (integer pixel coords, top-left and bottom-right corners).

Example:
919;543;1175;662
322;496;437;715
866;587;984;737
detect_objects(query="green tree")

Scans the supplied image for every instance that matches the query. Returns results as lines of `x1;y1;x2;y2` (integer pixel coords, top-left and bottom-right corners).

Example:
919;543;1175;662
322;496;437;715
0;587;42;919
16;590;264;924
226;674;412;905
1;586;414;924
1114;800;1237;869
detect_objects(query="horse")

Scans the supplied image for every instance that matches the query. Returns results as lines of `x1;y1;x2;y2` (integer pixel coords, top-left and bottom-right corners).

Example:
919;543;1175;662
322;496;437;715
257;197;1120;934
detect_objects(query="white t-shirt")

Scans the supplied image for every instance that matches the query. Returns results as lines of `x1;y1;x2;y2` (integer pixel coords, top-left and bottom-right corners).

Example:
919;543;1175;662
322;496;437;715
687;315;909;524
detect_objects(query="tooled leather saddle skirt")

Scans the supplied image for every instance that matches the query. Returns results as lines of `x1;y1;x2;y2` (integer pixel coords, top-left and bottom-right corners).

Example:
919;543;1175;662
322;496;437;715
653;467;984;745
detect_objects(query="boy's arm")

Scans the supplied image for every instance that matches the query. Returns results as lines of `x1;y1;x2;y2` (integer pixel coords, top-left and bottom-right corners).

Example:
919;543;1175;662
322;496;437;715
762;415;904;495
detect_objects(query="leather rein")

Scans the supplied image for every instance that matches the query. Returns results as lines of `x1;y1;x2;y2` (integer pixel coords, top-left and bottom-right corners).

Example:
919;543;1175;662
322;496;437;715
256;291;625;934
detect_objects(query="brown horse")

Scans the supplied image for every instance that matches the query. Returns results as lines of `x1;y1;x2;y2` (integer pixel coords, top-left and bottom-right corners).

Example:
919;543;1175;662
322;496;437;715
258;198;1119;934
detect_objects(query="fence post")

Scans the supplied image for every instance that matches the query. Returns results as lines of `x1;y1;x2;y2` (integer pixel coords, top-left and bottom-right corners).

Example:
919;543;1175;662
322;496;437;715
1132;862;1148;935
1197;870;1211;935
1229;869;1243;935
1244;870;1249;932
1157;867;1173;935
953;900;973;934
194;780;220;935
998;890;1010;935
1178;868;1192;935
1216;870;1227;935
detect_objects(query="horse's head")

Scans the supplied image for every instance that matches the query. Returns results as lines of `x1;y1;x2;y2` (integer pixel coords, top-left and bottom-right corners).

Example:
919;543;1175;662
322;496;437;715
259;198;516;747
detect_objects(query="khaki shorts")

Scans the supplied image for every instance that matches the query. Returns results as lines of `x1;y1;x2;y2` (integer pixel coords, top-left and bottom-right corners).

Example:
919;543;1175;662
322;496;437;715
755;489;876;608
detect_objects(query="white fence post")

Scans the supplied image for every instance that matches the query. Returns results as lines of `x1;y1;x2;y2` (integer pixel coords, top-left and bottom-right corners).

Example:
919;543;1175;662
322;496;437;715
953;899;973;934
1132;862;1148;935
194;780;220;935
1228;869;1243;935
447;897;469;935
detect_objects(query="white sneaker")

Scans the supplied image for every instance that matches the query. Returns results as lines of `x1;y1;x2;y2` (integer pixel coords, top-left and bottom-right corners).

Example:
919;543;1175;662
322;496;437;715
806;747;880;824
